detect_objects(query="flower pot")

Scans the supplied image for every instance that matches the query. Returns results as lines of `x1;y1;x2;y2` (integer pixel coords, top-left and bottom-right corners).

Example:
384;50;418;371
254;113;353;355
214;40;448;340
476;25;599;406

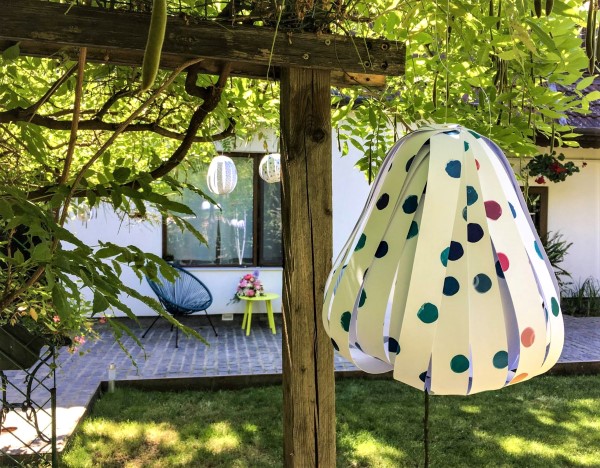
0;324;47;371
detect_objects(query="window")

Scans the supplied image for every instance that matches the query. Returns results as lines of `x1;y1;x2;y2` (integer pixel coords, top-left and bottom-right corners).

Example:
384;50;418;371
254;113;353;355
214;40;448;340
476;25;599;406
164;154;283;266
524;186;548;237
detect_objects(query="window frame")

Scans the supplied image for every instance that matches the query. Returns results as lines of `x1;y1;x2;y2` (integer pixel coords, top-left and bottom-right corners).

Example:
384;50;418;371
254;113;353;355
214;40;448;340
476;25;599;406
523;186;548;238
162;153;283;268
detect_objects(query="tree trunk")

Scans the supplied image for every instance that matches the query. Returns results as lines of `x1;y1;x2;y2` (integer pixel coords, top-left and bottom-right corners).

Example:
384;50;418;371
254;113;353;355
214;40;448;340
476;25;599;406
280;67;335;467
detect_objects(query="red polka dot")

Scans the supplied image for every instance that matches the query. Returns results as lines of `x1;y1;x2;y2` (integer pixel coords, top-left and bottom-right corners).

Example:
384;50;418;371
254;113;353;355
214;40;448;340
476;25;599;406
510;373;529;384
521;327;535;347
484;201;502;220
497;253;509;272
475;159;480;170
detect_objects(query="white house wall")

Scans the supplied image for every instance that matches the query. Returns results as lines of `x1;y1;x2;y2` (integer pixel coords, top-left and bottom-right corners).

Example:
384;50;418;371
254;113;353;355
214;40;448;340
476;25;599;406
527;147;600;285
68;142;371;317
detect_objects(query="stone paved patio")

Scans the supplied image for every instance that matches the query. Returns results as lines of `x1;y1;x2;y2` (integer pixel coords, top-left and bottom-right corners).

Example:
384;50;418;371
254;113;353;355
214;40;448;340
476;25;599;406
1;314;599;458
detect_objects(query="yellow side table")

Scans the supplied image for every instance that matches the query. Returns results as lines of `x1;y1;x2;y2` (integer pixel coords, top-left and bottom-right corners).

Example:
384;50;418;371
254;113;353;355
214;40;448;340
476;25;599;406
239;293;279;336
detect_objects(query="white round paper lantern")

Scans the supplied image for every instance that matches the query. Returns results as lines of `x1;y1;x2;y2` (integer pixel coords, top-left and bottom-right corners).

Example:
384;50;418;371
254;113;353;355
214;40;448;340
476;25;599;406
207;155;237;195
259;153;281;183
323;124;564;395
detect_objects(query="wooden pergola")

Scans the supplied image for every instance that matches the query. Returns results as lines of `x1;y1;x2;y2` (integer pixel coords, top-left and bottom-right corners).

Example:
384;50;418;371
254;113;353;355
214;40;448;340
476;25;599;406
1;1;405;465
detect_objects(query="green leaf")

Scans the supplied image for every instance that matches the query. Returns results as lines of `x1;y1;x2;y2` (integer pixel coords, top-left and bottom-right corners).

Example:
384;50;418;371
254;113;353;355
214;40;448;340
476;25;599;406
2;43;20;61
93;291;110;314
113;167;131;183
32;243;52;262
576;75;596;91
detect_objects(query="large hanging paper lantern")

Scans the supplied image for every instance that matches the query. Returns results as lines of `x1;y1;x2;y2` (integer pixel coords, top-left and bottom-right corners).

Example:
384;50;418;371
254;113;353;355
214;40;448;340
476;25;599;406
323;124;564;396
259;153;281;183
207;155;237;194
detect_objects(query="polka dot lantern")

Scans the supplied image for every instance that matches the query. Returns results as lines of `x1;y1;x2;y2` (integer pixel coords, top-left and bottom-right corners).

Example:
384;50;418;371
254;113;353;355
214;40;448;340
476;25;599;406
259;153;281;183
207;155;238;195
323;124;564;395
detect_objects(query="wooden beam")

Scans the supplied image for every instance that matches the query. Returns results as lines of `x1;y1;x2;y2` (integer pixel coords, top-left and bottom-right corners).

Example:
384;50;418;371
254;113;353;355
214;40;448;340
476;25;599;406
0;0;404;81
280;67;335;467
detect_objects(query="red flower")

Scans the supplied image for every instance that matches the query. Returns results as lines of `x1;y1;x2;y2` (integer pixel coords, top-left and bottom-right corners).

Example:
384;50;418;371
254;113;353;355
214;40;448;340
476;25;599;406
534;176;546;184
550;162;566;174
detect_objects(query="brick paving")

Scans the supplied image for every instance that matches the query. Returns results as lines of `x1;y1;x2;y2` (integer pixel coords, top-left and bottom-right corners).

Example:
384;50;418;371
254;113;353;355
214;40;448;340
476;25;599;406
1;314;599;457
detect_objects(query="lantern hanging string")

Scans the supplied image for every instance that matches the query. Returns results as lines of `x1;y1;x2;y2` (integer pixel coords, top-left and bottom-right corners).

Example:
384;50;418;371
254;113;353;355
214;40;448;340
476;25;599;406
423;390;430;468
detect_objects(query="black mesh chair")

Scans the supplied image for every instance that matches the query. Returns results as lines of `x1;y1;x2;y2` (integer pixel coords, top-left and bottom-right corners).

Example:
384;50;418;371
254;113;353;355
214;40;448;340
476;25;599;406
143;266;217;347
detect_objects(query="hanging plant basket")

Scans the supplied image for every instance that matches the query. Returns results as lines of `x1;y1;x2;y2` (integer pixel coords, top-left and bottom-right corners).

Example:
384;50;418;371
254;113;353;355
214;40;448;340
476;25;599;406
0;324;48;371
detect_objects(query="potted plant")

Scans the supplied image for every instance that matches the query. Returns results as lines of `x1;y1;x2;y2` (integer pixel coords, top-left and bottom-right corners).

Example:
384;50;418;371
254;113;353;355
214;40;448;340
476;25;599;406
525;151;582;184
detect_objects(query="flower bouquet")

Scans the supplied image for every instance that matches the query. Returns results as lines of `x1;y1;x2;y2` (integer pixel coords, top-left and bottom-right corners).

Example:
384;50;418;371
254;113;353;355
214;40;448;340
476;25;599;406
232;270;265;302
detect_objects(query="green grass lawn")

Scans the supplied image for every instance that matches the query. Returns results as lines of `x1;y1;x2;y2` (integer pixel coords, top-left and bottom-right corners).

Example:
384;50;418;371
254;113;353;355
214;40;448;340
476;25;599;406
62;375;600;467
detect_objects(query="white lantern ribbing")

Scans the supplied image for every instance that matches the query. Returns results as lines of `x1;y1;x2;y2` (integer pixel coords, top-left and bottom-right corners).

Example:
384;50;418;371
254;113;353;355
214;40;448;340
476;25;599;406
323;124;564;395
207;155;237;195
259;153;281;183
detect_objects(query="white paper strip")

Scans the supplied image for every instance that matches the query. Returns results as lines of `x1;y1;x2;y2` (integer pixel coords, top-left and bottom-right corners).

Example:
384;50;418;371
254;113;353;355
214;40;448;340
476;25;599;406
323;124;564;395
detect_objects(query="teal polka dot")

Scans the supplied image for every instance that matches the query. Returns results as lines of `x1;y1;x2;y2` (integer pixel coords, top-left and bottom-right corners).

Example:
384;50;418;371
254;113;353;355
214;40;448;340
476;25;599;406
340;311;351;332
466;186;478;206
417;303;438;324
473;274;492;293
551;297;560;317
440;247;450;267
468;130;481;139
355;233;366;251
450;354;470;373
534;241;544;259
464;141;470;151
493;351;508;369
402;195;418;214
462;206;468;221
407;221;419;239
359;289;367;307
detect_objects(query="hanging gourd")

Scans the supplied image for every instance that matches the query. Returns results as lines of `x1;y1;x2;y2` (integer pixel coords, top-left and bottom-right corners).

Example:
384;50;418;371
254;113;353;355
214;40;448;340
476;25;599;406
323;124;564;396
206;155;238;195
259;153;281;183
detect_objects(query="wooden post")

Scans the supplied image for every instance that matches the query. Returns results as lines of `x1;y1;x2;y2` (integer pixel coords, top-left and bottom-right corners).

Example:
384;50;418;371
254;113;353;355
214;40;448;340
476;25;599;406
280;67;335;467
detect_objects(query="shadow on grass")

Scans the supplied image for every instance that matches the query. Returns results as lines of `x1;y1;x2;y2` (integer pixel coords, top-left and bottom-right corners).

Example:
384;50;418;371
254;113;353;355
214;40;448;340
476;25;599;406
62;375;600;467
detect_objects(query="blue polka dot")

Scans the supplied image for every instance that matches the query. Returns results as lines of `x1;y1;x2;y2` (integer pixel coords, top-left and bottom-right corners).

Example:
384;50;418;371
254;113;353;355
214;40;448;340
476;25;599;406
407;221;419;239
462;206;468;221
388;338;400;355
331;338;339;351
493;351;508;369
440;247;450;267
355;233;366;251
354;342;362;351
449;241;464;261
467;223;484;242
359;289;367;307
418;303;439;323
495;260;505;278
466;186;478;206
419;371;428;383
473;274;492;293
402;195;418;214
534;241;544;260
443;276;460;296
363;268;369;279
376;194;389;210
405;156;415;172
464;141;470;151
509;202;517;218
388;163;393;172
375;241;388;258
445;160;462;178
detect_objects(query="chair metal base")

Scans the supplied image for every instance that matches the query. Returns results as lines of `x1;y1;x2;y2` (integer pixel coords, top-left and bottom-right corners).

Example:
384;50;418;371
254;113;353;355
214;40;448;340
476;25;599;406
141;311;218;348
